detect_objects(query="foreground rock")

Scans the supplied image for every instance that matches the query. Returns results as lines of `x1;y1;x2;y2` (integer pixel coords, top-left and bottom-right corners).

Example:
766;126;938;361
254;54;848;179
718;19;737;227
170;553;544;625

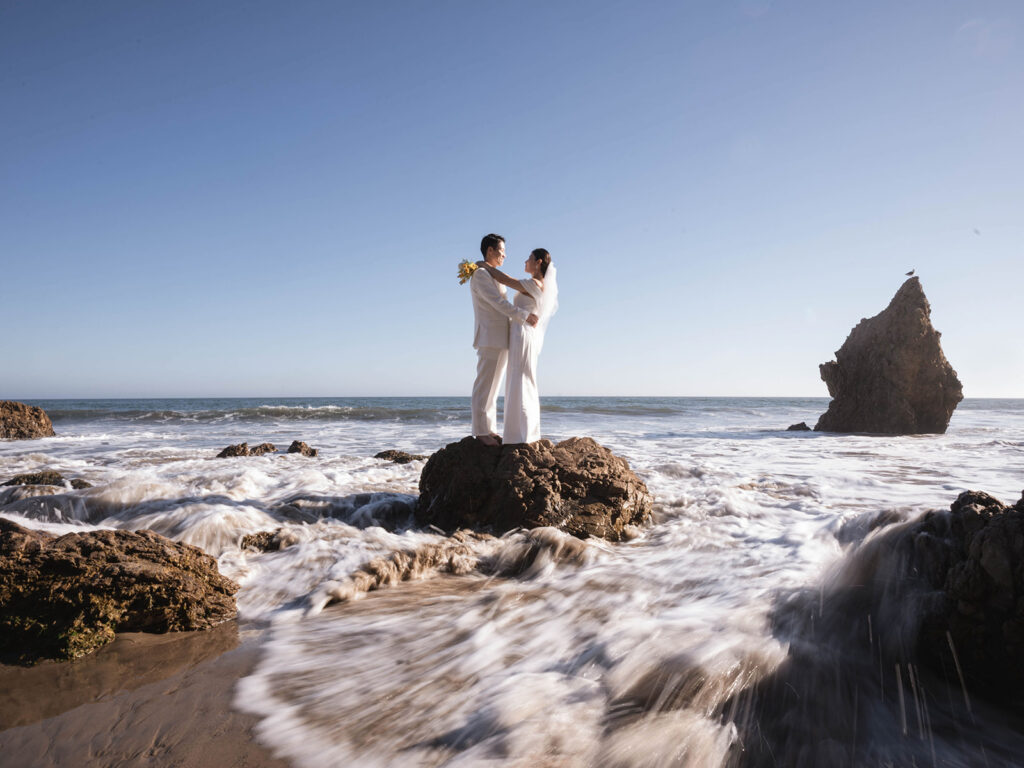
815;277;963;434
909;490;1024;697
715;489;1024;766
416;436;651;541
0;401;55;439
2;471;91;489
0;519;238;663
375;449;427;464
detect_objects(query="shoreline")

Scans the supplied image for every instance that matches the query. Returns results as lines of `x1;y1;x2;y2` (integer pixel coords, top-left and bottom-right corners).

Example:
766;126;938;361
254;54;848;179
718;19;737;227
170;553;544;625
0;623;287;768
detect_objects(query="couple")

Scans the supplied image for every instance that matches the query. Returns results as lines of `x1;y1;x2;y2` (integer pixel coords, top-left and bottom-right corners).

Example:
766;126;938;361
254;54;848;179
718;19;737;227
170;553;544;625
470;233;558;446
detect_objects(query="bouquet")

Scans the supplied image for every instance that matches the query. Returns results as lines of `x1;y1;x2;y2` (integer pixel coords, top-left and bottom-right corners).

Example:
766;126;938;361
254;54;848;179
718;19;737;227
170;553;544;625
457;259;479;285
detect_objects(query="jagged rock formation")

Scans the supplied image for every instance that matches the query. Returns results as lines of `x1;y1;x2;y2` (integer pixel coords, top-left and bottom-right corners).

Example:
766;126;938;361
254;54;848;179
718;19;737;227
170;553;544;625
215;442;277;458
416;436;651;541
375;449;427;464
715;490;1024;766
0;401;55;439
815;277;963;434
0;519;238;663
287;440;318;457
910;490;1024;697
216;442;250;458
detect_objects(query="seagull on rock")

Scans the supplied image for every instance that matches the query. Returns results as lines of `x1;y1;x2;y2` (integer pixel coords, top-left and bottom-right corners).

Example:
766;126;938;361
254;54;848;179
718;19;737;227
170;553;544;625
905;269;915;276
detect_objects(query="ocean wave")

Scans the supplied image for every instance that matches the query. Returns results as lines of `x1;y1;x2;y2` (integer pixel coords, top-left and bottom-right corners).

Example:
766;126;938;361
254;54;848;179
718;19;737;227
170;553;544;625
47;405;465;425
541;404;680;416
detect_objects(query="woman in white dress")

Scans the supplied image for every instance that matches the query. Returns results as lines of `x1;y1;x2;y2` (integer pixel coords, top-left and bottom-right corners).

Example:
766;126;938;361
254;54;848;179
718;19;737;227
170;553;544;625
476;249;559;445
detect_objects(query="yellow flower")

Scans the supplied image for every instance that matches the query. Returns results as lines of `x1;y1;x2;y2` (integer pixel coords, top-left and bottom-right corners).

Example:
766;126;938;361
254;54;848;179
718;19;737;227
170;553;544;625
457;259;479;285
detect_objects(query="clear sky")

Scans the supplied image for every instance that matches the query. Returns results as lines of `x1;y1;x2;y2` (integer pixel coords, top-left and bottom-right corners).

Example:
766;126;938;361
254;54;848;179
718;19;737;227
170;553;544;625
2;1;1021;398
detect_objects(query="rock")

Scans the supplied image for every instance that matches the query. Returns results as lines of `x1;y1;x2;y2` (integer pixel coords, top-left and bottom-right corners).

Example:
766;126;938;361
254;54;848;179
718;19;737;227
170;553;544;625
240;528;299;552
375;450;427;464
786;422;812;431
1;471;92;490
910;490;1024;698
416;436;652;541
0;401;56;440
216;442;249;458
814;277;963;434
216;442;277;457
287;440;318;457
315;528;592;609
2;470;67;487
0;519;238;663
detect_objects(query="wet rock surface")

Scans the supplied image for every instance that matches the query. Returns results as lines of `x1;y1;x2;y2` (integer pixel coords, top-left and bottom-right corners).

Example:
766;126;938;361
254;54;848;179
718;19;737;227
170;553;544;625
0;519;238;663
719;489;1024;767
375;450;427;464
815;277;963;434
786;422;812;431
315;527;592;609
240;528;299;552
0;401;55;440
216;442;277;457
287;440;318;457
1;471;91;489
911;490;1024;697
416;436;652;541
216;442;251;458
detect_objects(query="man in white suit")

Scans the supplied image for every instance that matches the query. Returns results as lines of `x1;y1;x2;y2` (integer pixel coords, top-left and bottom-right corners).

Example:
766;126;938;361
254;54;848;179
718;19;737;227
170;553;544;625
471;233;538;446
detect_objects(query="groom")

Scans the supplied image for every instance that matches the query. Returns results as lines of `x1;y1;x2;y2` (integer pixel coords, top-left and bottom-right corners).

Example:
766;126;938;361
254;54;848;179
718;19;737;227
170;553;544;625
471;233;537;446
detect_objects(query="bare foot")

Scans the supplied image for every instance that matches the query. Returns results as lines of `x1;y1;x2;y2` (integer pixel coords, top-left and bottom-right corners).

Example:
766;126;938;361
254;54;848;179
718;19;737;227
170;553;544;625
489;433;503;445
476;435;500;447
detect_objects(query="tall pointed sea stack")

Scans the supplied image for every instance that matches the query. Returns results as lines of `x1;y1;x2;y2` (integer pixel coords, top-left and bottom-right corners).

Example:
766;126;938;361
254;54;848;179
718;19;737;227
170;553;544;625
815;277;963;434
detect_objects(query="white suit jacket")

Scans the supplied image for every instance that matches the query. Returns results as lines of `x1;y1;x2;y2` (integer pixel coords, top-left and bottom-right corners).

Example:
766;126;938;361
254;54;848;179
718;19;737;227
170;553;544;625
470;268;529;349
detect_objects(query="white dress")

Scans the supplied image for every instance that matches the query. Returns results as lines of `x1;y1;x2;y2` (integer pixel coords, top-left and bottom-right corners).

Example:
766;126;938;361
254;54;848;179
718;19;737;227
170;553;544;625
504;279;545;444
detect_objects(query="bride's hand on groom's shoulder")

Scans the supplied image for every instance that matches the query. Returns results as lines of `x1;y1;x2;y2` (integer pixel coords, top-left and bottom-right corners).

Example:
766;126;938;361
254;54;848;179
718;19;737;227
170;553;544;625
526;313;539;327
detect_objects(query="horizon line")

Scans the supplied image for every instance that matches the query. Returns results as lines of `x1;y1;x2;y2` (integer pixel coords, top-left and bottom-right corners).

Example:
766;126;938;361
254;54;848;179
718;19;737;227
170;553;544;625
5;394;1021;401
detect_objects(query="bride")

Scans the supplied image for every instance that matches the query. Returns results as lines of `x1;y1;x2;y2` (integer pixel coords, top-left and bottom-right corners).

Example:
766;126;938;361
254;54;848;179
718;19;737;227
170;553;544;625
475;249;558;444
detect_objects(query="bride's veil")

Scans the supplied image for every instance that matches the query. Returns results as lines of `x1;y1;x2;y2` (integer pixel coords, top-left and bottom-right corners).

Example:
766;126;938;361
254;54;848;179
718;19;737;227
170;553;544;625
536;263;558;350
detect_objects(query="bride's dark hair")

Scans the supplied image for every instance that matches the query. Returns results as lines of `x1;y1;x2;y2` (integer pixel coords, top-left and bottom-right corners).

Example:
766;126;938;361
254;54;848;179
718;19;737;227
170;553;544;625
531;248;552;277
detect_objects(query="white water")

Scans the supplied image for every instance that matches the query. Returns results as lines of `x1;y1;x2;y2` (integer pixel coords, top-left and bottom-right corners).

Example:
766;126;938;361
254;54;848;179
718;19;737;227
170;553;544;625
1;397;1022;766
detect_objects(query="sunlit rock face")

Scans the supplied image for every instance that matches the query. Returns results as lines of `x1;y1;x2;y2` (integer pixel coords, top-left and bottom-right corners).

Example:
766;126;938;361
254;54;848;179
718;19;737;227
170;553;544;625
815;277;963;434
0;519;238;663
416;436;651;541
0;400;55;439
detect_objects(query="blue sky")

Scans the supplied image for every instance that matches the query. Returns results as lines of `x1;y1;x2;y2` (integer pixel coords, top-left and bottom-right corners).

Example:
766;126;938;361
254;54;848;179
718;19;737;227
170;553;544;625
2;1;1021;398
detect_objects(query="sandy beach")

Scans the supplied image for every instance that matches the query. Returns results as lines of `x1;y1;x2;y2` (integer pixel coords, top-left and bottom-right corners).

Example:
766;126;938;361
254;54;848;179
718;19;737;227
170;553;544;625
0;623;286;768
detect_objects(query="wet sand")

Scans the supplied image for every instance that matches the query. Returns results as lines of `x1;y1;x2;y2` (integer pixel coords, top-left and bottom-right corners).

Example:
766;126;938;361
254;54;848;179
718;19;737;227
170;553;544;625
0;623;288;768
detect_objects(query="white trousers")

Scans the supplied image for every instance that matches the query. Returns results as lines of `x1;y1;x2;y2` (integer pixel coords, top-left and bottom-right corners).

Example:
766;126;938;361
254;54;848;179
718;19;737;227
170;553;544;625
471;347;508;437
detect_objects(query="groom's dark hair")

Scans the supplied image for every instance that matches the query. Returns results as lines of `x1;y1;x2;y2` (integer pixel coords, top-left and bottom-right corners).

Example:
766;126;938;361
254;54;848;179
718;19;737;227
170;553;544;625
480;233;504;257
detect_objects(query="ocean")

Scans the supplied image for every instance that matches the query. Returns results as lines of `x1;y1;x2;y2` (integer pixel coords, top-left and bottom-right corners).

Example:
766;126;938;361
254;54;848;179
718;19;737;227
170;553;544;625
1;396;1022;766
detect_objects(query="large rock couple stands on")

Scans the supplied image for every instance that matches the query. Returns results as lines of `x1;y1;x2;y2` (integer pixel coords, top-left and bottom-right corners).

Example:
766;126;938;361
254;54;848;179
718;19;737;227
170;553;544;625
416;436;652;541
0;400;56;439
815;277;963;434
0;519;238;663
